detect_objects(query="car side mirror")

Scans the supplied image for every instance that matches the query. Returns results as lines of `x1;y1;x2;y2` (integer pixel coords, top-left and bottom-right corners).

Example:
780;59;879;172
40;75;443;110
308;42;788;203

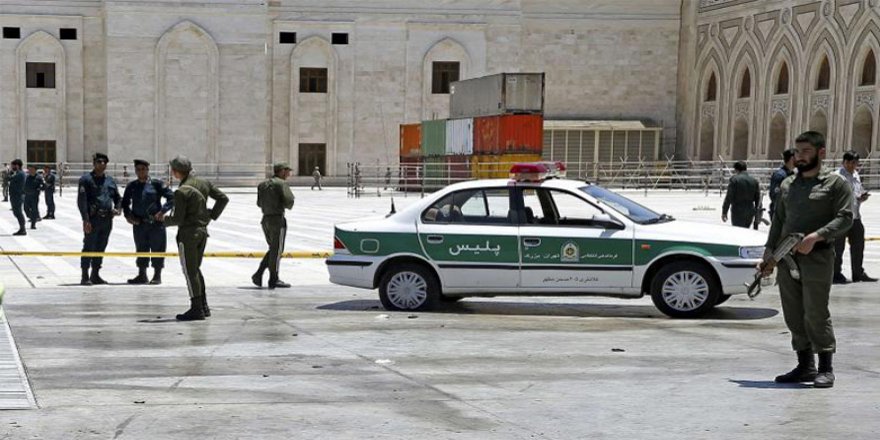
591;213;625;230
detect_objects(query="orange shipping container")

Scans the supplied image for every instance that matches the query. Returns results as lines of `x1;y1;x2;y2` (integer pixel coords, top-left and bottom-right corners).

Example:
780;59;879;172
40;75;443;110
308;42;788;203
473;114;544;155
399;124;422;158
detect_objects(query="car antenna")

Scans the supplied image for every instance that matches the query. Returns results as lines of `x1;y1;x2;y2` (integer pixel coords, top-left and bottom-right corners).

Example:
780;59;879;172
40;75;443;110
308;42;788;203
389;196;396;215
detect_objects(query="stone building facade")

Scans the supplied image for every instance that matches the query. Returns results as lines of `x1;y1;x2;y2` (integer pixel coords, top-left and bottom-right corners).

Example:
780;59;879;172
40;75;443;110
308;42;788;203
0;0;681;175
683;0;880;160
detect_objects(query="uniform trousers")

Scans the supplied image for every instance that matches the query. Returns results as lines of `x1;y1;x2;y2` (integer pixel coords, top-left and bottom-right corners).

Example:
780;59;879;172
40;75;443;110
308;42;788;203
133;221;167;269
81;215;113;270
777;246;836;353
177;226;208;299
10;195;24;229
257;216;287;283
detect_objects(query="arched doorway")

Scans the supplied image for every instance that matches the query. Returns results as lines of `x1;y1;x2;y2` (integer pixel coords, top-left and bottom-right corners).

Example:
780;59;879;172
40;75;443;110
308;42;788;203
733;119;749;160
768;113;787;159
810;111;829;139
699;119;715;161
852;106;874;158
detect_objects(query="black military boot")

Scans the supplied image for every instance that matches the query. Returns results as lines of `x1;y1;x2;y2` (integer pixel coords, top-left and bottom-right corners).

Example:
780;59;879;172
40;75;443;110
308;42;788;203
176;296;206;321
149;268;162;285
12;228;26;236
29;221;36;230
127;268;148;284
269;280;291;289
814;353;835;388
90;268;108;285
775;350;818;383
80;268;92;286
251;271;263;287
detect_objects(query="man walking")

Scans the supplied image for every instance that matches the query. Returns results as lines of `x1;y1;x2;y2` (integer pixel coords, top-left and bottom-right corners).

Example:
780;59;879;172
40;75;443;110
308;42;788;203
722;161;761;228
23;164;44;230
8;159;26;235
759;131;853;389
833;151;877;284
77;153;122;286
157;156;229;321
2;163;9;202
769;149;796;219
122;159;174;285
42;165;56;219
311;166;322;190
252;162;295;289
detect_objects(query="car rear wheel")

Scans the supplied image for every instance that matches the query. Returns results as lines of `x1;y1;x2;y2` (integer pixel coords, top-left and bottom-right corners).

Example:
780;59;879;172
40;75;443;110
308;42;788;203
378;263;440;311
650;261;720;318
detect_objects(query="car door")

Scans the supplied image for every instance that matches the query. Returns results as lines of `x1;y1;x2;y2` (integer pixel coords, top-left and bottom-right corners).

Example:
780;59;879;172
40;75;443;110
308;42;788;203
417;187;521;289
517;187;634;290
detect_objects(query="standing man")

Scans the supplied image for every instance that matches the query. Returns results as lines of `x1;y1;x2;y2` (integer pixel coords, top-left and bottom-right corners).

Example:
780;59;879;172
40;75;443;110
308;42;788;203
311;166;322;191
252;162;295;289
384;167;392;190
157;156;229;321
722;161;761;228
23;164;44;230
8;160;26;235
769;149;796;219
833;151;877;284
122;159;174;285
78;153;122;286
42;165;56;219
2;163;9;202
759;131;853;389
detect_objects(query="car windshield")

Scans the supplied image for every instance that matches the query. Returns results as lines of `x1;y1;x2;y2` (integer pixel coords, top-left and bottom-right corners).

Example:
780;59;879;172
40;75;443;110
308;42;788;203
579;185;671;224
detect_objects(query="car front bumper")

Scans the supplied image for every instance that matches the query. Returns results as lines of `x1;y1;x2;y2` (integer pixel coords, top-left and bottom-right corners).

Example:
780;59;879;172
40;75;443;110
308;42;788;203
714;257;762;295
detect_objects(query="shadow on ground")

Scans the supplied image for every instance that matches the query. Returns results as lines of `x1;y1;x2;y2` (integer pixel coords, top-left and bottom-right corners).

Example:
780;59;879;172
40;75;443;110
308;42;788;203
317;299;778;320
728;379;813;389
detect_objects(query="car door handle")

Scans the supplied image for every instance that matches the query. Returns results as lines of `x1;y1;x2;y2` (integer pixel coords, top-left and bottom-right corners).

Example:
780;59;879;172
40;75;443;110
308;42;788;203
426;235;444;244
523;237;541;247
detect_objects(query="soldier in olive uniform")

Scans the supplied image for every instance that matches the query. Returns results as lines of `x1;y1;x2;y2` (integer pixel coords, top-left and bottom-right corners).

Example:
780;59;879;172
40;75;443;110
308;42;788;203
722;161;761;228
252;162;295;289
8;159;26;235
157;156;229;321
78;153;122;285
759;131;853;389
42;165;57;219
122;159;174;285
23;164;44;230
2;163;9;202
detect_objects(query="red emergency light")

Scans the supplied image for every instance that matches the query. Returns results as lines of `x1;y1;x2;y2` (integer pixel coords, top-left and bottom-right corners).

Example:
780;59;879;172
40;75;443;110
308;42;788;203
509;162;567;182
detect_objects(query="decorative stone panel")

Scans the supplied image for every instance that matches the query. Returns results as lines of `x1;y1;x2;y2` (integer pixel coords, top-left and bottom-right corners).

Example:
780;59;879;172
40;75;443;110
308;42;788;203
771;98;790;116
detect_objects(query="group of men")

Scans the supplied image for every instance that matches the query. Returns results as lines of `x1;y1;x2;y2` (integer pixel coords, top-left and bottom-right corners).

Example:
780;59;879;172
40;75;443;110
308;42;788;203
2;161;57;235
6;154;296;321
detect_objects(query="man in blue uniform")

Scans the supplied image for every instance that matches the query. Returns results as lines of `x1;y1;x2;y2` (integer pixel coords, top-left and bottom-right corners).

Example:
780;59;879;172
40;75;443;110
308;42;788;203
77;153;121;285
42;165;57;219
769;149;796;219
8;159;26;235
23;164;44;230
122;159;174;285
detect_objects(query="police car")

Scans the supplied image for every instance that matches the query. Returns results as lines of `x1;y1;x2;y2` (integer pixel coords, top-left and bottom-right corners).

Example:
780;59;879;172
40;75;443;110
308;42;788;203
326;163;767;318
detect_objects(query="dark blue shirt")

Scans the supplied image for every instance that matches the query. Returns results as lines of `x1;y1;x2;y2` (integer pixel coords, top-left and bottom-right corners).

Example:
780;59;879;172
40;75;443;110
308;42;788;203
43;171;57;191
122;178;174;220
77;172;121;221
8;170;25;199
24;173;44;196
768;166;794;216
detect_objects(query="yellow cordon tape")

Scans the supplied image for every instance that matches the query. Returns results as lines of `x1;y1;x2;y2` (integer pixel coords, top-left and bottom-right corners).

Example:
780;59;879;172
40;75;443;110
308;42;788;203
0;251;333;259
867;237;880;242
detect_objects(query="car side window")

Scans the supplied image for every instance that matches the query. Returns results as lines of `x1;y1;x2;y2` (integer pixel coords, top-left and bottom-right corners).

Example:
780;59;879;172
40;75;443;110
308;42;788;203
547;190;604;226
422;193;455;224
421;188;513;225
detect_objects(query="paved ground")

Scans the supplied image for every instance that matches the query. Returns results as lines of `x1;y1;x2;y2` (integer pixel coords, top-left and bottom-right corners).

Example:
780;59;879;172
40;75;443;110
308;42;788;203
0;186;879;439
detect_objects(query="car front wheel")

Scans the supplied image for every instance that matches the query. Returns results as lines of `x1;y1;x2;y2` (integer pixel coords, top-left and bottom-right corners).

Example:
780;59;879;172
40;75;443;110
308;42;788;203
650;262;720;318
378;263;440;311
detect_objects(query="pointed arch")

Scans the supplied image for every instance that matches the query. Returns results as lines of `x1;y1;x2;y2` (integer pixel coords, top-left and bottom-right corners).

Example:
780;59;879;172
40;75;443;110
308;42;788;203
739;68;752;98
816;56;831;90
155;20;219;164
765;34;799;97
706;73;718;102
805;29;843;93
852;105;874;158
730;40;759;99
290;36;339;175
421;37;471;120
15;31;67;162
861;50;876;86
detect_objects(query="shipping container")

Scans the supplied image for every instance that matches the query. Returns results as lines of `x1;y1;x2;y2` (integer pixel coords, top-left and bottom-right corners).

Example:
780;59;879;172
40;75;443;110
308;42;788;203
445;118;474;155
450;73;545;119
421;120;447;156
473;114;543;155
398;156;422;192
446;155;472;181
399;123;422;158
423;156;448;190
470;153;543;179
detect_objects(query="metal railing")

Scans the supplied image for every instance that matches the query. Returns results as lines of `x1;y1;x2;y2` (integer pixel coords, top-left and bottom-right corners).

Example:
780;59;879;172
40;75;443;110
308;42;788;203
40;162;272;190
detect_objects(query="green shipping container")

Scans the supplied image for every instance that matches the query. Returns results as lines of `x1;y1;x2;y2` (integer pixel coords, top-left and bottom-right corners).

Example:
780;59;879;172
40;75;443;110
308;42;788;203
421;120;447;156
423;156;448;190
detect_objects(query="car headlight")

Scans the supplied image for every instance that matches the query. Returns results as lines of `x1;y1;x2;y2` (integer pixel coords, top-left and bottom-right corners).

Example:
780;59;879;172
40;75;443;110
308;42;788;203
739;246;765;259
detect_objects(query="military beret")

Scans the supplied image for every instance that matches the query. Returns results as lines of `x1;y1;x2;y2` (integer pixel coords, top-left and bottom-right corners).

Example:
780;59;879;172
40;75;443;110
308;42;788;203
134;159;150;167
273;162;292;173
169;155;192;173
93;153;109;163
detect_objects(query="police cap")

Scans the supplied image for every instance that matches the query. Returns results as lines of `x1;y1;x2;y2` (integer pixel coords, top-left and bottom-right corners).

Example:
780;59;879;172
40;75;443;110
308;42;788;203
134;159;150;168
169;155;192;173
273;162;292;173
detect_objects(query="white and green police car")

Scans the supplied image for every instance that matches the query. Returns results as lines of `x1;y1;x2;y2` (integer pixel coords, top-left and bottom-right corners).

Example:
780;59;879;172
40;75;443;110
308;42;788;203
326;163;767;318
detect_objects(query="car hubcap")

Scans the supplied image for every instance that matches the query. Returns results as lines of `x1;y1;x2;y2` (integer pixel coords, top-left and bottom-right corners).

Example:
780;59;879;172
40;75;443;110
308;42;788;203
661;271;709;312
387;272;428;309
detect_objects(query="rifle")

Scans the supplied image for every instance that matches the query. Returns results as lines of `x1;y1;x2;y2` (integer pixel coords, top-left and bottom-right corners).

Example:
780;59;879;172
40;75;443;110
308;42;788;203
746;233;804;299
